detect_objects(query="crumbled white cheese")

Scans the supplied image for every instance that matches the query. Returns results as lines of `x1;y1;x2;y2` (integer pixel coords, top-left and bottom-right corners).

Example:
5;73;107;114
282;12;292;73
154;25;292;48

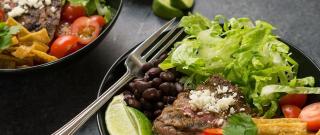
45;0;51;5
229;107;235;114
4;4;11;9
8;6;26;17
50;6;56;12
217;85;229;94
189;88;237;113
7;0;52;17
240;108;246;111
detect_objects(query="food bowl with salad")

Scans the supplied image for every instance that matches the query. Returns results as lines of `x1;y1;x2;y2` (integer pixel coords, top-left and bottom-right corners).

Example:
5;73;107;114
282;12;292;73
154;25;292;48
97;14;320;135
0;0;122;72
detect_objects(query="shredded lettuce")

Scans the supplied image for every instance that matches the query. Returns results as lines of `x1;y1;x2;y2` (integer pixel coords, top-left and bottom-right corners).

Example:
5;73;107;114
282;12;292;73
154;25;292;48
159;14;316;118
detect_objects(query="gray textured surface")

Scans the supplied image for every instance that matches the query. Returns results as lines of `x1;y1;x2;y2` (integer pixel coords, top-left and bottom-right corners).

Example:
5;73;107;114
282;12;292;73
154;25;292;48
0;0;319;135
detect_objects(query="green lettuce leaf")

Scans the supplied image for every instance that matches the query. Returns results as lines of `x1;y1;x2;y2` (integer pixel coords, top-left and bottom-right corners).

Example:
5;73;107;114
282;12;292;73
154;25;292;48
223;113;258;135
159;14;313;118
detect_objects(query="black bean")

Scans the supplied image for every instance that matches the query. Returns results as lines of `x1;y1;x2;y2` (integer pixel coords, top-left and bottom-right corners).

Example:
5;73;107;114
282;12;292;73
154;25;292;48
169;82;178;96
155;102;164;109
152;59;162;67
127;98;141;109
168;68;182;79
135;81;152;93
159;53;168;61
146;67;161;78
128;82;136;91
133;89;141;99
143;74;150;81
154;109;162;117
133;77;144;82
175;82;184;93
140;98;153;110
159;82;171;95
143;111;153;119
167;96;176;104
141;62;153;73
160;71;175;82
142;88;161;101
162;96;168;104
151;78;162;87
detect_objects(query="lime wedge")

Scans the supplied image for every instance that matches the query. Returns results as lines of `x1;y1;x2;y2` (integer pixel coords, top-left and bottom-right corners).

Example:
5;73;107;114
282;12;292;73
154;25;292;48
105;95;153;135
152;0;184;19
127;107;153;135
171;0;194;10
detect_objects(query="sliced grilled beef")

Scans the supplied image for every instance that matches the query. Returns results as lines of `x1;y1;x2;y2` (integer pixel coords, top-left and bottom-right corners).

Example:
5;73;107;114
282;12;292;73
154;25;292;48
153;75;252;135
2;0;62;39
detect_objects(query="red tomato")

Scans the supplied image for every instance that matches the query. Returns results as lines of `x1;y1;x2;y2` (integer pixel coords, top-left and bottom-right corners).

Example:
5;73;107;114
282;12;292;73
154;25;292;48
71;17;101;45
62;3;86;23
90;15;106;27
0;8;4;21
49;35;79;58
55;22;72;37
299;102;320;131
202;128;223;135
279;94;307;108
281;105;301;118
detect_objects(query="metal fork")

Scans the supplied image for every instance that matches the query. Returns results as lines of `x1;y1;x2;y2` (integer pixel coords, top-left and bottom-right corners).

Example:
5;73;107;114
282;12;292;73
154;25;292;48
52;18;184;135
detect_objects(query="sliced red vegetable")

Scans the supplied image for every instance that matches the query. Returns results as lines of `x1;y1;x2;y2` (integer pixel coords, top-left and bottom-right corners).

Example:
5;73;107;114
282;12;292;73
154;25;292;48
279;94;307;108
0;8;4;21
281;105;301;118
202;128;223;135
49;35;79;58
90;15;106;27
55;22;72;37
62;3;86;23
299;102;320;131
71;16;101;45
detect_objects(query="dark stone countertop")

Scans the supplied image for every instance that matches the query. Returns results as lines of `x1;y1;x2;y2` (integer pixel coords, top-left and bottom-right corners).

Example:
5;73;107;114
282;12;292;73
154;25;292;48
0;0;320;134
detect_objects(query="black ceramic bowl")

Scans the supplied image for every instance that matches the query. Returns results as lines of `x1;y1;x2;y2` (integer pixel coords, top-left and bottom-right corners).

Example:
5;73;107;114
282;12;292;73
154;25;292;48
0;0;123;73
96;31;320;135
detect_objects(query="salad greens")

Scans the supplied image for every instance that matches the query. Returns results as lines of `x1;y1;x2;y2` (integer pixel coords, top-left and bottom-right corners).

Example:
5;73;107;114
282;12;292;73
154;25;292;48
0;23;20;50
66;0;112;22
223;113;258;135
159;13;319;117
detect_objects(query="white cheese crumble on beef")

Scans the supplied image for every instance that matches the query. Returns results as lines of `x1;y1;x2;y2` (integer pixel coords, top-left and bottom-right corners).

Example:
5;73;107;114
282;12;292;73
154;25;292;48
6;0;52;17
189;86;237;113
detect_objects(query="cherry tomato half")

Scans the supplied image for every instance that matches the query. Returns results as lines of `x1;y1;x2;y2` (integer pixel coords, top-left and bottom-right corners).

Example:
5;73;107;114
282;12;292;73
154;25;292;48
49;35;79;58
55;22;72;37
62;3;86;23
299;102;320;131
281;105;301;118
202;128;223;135
0;8;5;21
71;17;101;45
90;15;106;27
279;94;307;108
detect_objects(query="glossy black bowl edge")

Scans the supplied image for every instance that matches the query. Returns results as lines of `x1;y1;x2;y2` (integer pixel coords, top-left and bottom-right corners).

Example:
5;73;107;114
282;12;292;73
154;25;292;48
0;0;123;74
96;38;320;135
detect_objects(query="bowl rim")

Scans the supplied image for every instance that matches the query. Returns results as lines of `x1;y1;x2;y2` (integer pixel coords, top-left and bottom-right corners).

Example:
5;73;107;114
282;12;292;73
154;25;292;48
95;37;320;135
0;0;123;73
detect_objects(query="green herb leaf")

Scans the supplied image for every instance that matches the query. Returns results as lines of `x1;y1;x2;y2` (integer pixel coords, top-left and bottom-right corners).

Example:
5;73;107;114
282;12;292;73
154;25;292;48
0;23;20;50
223;113;258;135
68;0;90;5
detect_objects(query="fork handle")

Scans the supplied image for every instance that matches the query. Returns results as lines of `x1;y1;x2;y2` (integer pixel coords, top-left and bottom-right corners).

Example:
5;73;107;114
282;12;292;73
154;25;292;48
52;71;134;135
